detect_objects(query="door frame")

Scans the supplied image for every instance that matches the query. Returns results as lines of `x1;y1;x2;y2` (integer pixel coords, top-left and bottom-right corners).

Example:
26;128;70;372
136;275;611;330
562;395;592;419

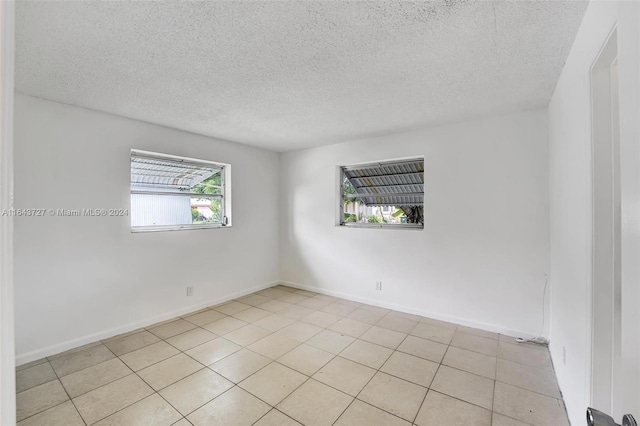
0;1;15;424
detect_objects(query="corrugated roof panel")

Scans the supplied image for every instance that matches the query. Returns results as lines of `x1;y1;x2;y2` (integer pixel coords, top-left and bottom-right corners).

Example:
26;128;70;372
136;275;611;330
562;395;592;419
131;155;221;189
343;159;424;206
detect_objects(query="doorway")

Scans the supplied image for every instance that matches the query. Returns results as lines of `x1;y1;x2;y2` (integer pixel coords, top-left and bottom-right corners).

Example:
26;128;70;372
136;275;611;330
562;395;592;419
590;27;622;417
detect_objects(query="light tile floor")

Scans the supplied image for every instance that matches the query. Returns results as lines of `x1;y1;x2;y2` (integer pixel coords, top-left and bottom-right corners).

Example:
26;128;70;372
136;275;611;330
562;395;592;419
15;285;569;426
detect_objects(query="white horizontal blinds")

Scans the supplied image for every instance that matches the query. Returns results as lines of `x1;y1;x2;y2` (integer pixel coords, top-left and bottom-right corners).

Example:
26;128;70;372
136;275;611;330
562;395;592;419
130;152;222;194
343;158;424;206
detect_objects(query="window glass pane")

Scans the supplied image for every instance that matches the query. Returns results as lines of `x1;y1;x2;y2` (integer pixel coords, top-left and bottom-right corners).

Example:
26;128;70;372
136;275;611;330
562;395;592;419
131;194;221;227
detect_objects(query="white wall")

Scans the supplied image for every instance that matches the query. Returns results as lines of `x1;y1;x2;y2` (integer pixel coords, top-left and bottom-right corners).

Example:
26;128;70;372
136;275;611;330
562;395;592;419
279;110;550;337
548;1;640;424
13;94;280;363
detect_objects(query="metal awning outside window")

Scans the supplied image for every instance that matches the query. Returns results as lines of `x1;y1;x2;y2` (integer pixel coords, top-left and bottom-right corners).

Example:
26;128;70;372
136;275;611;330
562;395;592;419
342;158;424;206
131;152;221;191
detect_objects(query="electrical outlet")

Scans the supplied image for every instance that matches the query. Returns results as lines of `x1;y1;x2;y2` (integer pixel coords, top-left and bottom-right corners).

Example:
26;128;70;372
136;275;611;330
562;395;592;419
563;346;567;365
375;281;382;291
186;286;194;297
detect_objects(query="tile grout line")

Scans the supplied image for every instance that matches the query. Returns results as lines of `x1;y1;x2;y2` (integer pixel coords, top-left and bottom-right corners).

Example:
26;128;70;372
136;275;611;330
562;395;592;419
16;286;562;425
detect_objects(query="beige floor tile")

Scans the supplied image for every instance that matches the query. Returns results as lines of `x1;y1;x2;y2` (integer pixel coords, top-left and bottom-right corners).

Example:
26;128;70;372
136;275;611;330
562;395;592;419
102;330;160;356
358;372;427;422
278;304;315;320
430;365;494;410
60;358;132;398
171;419;192;426
360;305;390;316
94;394;182;426
232;307;272;323
276;321;322;342
238;294;271;307
253;314;296;331
102;328;147;343
166;327;217;351
148;319;197;339
183;309;226;326
419;317;458;330
340;340;393;369
203;316;247;335
380;351;438;387
224;324;271;346
347;308;387;325
328;318;372;338
334;299;362;308
17;380;69;421
410;323;455;345
496;358;560;398
497;341;553;370
397;335;448;363
248;333;301;359
301;311;340;328
314;294;339;302
73;374;153;425
360;326;407;349
210;348;271;383
298;297;334;310
494;382;569;426
376;315;417;334
294;289;318;297
16;362;57;393
254;409;302;426
17;400;84;426
239;362;307;405
16;358;48;372
306;330;355;355
388;311;422;322
256;288;283;298
451;332;499;357
320;302;358;317
138;353;204;391
215;301;252;315
187;386;270;426
278;344;334;376
258;299;293;313
491;413;531;426
457;325;499;340
47;342;104;361
120;341;180;371
277;293;311;304
443;346;497;379
335;399;410;426
313;357;375;396
49;344;115;377
277;379;353;426
185;337;241;365
414;390;492;426
159;369;233;416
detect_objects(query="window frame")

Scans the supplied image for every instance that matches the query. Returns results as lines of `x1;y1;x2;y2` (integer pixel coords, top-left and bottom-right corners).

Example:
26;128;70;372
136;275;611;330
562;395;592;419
130;149;232;233
336;157;424;230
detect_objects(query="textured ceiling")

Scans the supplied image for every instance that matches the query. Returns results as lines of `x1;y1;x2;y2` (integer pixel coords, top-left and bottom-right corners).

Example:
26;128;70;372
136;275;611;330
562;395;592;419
16;1;588;152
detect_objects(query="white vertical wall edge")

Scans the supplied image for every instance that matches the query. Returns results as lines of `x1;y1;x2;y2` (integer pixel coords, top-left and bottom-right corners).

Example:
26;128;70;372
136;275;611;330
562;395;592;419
0;1;15;425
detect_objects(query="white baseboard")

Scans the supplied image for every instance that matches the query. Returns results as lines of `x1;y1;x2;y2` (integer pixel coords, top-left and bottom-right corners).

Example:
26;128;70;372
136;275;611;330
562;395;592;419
16;281;279;366
279;280;539;340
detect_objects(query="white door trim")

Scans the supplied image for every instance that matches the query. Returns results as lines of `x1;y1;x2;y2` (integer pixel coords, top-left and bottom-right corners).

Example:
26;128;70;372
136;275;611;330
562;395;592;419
0;1;16;424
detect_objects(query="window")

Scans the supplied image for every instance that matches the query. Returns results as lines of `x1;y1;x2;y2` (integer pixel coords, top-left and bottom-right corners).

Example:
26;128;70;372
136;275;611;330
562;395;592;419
338;157;424;228
130;150;231;231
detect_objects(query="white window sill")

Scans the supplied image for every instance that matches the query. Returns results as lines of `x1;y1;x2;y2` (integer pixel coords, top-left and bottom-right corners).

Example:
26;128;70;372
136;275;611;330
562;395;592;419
131;224;231;233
